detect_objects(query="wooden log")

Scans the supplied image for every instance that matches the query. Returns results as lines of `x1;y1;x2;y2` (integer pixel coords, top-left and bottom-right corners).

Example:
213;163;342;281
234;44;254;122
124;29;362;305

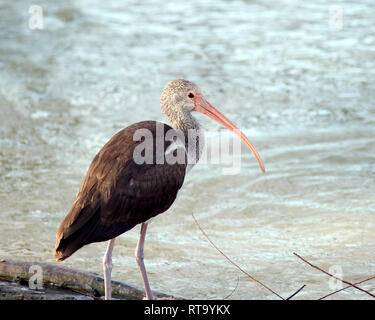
0;259;180;300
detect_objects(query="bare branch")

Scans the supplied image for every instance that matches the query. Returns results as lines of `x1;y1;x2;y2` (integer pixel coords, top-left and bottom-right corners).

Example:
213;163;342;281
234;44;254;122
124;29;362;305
293;252;375;299
319;275;375;300
192;213;284;300
223;275;240;300
70;288;104;300
286;284;306;300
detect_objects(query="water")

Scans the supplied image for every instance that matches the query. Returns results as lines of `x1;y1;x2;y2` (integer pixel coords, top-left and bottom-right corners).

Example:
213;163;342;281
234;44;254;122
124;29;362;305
0;0;374;299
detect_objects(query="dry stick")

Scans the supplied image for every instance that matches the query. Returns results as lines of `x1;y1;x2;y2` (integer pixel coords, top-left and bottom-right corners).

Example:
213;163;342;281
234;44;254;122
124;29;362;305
319;275;375;300
70;288;104;300
192;213;284;300
286;284;306;300
223;275;240;300
293;252;375;299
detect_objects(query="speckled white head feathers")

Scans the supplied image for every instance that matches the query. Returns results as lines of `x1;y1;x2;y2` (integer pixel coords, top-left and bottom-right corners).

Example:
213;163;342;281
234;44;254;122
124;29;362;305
160;79;201;113
160;79;202;130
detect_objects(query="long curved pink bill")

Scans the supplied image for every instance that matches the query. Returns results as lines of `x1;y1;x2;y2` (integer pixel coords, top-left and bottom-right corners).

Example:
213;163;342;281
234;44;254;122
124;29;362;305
194;97;265;173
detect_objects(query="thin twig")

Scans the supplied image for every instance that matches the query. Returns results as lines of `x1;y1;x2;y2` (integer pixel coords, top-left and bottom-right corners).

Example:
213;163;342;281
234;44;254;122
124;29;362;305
286;284;306;300
319;275;375;300
70;288;104;300
192;213;284;300
293;252;375;299
223;276;240;300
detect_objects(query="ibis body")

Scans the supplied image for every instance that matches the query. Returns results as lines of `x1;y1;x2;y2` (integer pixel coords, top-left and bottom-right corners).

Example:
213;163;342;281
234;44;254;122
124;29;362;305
54;79;265;299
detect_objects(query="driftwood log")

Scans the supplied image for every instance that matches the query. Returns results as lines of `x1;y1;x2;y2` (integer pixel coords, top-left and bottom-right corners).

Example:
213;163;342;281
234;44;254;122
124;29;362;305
0;259;180;300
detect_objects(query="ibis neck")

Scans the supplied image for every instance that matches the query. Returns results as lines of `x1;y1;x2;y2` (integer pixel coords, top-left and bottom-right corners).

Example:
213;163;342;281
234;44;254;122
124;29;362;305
168;110;205;170
171;109;200;132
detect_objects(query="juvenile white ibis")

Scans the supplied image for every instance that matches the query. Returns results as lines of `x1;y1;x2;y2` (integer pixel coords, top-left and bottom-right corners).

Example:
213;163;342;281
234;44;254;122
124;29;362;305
54;79;265;300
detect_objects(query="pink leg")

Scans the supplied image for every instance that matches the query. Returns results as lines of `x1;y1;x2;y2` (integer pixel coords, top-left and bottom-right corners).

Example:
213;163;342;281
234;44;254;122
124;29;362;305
135;223;154;300
103;238;115;300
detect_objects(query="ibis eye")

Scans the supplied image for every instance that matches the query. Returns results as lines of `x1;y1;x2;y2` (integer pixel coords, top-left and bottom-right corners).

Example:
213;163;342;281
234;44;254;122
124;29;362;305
188;92;195;99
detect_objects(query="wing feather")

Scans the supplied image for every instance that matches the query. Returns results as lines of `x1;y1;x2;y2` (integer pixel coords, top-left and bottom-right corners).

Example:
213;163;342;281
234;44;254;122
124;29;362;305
54;121;187;261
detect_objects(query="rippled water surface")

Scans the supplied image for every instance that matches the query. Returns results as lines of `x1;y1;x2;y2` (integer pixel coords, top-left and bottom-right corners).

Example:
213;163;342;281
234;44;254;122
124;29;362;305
0;0;374;299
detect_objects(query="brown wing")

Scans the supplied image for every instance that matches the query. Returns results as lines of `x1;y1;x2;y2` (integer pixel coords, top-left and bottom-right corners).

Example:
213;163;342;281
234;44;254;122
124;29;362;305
54;121;187;261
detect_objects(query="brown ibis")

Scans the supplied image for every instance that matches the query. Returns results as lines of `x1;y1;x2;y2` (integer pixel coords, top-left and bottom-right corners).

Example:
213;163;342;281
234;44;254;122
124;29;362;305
54;79;265;300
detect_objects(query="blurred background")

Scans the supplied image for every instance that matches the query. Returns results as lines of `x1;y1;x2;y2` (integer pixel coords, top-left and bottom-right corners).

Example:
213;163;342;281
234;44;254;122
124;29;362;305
0;0;374;299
